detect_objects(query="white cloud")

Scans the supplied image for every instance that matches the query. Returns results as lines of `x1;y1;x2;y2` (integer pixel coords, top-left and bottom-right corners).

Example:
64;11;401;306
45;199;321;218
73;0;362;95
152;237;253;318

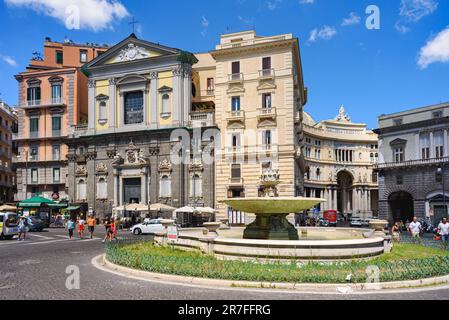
266;0;282;10
418;26;449;69
201;16;209;28
299;0;314;4
308;25;337;42
341;12;361;26
5;0;129;32
396;0;438;34
0;54;17;67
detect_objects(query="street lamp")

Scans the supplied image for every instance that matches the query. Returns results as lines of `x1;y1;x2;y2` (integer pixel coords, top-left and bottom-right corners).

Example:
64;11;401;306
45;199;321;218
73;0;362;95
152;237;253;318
438;165;447;219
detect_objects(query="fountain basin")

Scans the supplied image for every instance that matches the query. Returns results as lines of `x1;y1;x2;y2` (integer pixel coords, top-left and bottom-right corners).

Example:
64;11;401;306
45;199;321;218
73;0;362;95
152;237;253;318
222;197;325;240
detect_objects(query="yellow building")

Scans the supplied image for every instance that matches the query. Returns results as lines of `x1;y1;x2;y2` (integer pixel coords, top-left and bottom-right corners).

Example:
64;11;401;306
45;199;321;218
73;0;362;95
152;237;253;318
303;106;379;218
193;31;307;223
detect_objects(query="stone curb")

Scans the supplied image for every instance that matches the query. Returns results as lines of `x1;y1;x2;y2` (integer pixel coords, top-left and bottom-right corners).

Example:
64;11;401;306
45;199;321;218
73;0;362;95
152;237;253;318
94;254;449;293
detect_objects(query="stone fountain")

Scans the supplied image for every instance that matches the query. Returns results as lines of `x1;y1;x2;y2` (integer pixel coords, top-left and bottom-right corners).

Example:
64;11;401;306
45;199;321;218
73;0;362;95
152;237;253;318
222;169;324;240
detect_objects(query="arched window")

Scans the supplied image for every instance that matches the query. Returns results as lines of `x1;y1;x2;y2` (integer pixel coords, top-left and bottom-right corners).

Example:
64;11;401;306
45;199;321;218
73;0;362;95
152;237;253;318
77;180;86;201
191;83;197;98
98;178;107;199
99;101;107;123
190;174;202;197
161;94;170;115
316;168;321;180
160;175;171;198
305;167;310;180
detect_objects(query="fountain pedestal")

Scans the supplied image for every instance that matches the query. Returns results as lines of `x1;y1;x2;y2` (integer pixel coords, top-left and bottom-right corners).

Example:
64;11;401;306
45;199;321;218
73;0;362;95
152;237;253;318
244;213;299;240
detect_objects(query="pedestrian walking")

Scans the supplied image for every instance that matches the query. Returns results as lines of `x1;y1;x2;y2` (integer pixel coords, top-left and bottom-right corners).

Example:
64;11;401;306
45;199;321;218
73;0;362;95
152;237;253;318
437;218;449;249
17;216;29;241
408;217;422;244
87;215;96;239
391;222;401;242
77;216;86;239
102;218;112;243
67;218;76;240
110;218;118;241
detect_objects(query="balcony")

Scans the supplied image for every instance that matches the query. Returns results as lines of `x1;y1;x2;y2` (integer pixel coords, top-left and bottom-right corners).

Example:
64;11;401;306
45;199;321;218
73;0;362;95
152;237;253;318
25;98;67;109
228;177;244;186
226;110;245;123
375;156;449;171
257;107;277;122
258;144;278;154
189;112;215;127
258;69;275;80
69;124;88;138
228;73;244;84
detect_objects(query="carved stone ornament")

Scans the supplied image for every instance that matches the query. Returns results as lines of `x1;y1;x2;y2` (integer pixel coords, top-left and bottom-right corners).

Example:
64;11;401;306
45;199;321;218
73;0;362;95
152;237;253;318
96;162;108;174
335;105;351;122
159;159;172;172
189;159;204;172
114;43;150;63
112;153;124;166
106;148;117;159
67;153;77;162
76;165;87;176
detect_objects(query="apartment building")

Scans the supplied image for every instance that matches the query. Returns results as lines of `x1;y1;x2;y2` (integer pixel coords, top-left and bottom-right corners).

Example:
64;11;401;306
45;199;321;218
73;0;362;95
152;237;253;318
375;102;449;226
0;100;18;202
14;37;108;201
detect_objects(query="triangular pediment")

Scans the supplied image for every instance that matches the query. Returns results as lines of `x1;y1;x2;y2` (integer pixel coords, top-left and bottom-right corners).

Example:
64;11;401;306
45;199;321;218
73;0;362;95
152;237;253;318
257;82;277;91
258;119;276;127
227;122;245;130
86;34;180;69
226;86;245;94
390;138;408;146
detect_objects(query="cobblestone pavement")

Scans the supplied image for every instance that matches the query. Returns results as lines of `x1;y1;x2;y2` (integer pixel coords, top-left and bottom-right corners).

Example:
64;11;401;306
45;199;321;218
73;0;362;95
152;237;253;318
0;229;449;300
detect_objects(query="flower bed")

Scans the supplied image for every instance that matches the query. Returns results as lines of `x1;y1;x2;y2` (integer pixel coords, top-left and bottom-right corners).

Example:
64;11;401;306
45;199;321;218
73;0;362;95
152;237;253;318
105;240;449;284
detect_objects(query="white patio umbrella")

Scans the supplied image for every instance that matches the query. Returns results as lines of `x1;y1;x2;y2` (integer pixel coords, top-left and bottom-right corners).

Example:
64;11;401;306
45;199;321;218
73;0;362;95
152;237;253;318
150;203;176;211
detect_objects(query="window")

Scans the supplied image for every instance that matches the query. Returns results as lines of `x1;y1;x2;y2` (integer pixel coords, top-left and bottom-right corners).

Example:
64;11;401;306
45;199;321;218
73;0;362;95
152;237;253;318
52;116;61;137
56;51;63;64
98;178;107;199
160;175;171;198
396;175;403;185
51;84;62;104
433;110;443;119
207;78;214;95
99;101;107;123
53;168;60;183
262;57;271;74
420;133;430;160
52;145;61;161
30;146;39;161
231;96;240;111
30;117;39;138
27;87;41;106
393;118;403;126
80;50;88;63
262;162;272;170
315;140;321;147
231;134;241;148
394;148;404;163
316;168;321;180
262;93;271;110
161;94;170;116
231;61;240;75
77;180;87;201
31;169;38;183
124;91;144;124
231;164;241;178
434;131;444;159
262;130;272;145
436;171;443;183
97;51;104;57
190;174;202;198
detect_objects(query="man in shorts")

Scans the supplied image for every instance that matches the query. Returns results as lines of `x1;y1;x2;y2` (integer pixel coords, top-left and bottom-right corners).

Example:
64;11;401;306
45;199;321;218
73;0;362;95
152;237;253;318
438;218;449;249
408;217;422;244
87;215;96;239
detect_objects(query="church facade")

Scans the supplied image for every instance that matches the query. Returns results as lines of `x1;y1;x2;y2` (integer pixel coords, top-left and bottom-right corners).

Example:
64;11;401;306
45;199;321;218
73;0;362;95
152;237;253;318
66;34;216;218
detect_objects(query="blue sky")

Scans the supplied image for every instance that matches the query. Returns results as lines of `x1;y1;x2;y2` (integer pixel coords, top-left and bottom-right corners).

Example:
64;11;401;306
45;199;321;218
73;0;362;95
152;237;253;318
0;0;448;128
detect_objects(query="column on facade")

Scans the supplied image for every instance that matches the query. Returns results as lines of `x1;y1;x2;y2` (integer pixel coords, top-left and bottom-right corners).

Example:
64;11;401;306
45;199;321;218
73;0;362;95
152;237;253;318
323;188;328;211
182;66;192;126
367;189;372;213
332;189;337;211
113;170;119;207
87;81;96;132
415;133;420;160
172;67;182;126
355;188;360;213
150;72;158;127
108;78;117;128
444;129;448;157
140;170;148;205
119;177;123;206
347;190;351;213
430;131;435;159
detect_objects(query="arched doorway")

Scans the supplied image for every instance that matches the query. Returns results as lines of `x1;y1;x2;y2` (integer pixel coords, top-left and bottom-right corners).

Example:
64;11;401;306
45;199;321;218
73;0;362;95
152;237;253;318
337;171;353;214
389;191;414;223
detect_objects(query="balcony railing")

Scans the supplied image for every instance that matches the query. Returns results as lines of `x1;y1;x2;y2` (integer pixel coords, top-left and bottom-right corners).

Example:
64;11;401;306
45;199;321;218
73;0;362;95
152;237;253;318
225;146;244;154
26;98;66;108
258;69;275;79
189;112;215;127
228;73;244;83
228;177;244;185
52;130;61;137
226;110;245;120
29;131;39;139
375;156;449;170
257;107;277;121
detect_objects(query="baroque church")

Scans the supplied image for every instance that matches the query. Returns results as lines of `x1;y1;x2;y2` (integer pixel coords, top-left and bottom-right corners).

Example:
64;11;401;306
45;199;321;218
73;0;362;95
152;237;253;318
66;34;216;218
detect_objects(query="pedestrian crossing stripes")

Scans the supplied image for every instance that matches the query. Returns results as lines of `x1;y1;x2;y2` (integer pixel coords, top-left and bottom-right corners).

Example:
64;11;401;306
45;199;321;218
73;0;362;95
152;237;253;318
0;234;102;248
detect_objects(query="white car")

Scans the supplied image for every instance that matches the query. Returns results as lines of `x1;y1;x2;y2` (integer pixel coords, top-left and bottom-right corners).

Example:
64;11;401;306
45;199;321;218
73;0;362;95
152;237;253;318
130;219;165;235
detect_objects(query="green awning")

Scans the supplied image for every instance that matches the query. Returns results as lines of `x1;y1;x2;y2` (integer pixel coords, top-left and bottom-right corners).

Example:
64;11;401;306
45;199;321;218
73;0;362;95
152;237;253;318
17;196;56;208
66;206;81;211
48;203;69;209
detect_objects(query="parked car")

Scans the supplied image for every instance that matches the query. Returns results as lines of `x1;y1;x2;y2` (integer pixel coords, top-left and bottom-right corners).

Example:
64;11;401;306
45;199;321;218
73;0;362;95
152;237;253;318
0;212;19;240
28;217;45;232
130;219;165;235
350;217;363;228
